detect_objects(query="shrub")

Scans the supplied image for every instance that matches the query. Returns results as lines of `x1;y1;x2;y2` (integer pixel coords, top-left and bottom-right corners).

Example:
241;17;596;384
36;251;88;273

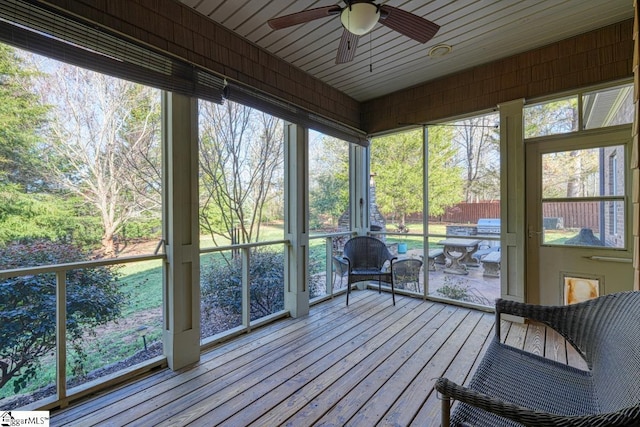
0;240;125;392
436;276;491;306
436;277;472;301
201;249;284;325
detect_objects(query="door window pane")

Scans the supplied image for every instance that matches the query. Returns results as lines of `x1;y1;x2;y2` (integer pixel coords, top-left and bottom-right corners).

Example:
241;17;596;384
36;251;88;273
541;145;625;248
542;200;624;248
542;146;625;198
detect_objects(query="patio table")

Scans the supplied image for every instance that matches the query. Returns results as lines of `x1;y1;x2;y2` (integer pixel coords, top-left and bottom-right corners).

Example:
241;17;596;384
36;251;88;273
438;238;482;275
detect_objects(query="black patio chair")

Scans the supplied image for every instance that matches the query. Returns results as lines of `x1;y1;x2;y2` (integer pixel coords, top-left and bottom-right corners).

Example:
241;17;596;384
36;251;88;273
393;258;423;292
342;236;397;306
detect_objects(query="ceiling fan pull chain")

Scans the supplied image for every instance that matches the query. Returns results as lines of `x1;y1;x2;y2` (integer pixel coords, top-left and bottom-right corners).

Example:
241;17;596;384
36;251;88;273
347;4;351;51
369;31;373;72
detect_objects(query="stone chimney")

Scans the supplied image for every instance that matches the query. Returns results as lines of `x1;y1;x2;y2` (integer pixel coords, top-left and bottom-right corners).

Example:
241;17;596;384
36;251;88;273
368;174;386;232
337;174;387;233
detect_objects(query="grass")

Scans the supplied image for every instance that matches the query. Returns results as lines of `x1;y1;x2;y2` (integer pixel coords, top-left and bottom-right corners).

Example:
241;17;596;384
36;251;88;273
119;259;163;316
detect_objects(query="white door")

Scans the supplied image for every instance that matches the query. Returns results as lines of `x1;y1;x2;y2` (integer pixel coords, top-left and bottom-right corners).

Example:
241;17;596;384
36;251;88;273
525;128;633;305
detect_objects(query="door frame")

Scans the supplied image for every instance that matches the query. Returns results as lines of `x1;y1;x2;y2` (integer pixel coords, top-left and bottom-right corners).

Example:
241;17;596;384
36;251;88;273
525;126;633;304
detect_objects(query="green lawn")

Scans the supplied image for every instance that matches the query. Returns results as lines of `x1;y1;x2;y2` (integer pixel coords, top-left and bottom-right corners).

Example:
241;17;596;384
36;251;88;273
119;259;163;316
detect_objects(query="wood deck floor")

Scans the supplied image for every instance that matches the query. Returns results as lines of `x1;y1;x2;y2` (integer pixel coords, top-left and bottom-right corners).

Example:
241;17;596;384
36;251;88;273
51;290;587;427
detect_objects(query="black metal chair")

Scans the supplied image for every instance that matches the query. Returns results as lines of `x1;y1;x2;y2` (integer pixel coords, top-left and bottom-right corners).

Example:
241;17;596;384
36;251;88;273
342;236;397;306
392;258;423;292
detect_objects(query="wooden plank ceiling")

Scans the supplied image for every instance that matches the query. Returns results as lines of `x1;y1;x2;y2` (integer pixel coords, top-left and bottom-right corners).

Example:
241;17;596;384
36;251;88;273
178;0;633;102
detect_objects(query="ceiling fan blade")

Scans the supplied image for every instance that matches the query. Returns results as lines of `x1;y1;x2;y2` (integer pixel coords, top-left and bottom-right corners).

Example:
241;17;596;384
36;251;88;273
268;5;342;30
379;5;440;44
336;29;360;64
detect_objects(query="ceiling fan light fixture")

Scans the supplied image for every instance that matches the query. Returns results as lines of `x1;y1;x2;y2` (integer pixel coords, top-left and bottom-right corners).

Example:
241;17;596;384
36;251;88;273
341;3;380;36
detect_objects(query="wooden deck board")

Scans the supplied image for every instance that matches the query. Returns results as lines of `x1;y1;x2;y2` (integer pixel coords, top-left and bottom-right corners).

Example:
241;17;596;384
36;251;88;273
184;298;427;426
544;327;568;364
137;293;400;426
374;309;485;427
248;302;443;427
316;306;472;426
410;310;495;424
523;322;546;356
51;291;589;427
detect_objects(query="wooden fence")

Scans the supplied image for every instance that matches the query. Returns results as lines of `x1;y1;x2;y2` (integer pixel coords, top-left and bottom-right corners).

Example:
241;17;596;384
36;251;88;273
427;202;500;224
424;201;599;230
542;201;599;230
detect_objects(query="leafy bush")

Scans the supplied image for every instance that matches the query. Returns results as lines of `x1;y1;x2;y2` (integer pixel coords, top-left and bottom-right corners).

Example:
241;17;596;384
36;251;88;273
436;277;472;301
201;249;284;324
0;240;125;392
436;276;491;306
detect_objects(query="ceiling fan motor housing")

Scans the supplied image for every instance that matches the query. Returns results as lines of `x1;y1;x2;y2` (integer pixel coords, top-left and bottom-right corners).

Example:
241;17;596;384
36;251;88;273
341;1;380;35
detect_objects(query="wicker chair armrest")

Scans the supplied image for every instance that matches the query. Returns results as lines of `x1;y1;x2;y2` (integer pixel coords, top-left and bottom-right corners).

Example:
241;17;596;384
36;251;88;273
434;378;640;427
495;299;569;324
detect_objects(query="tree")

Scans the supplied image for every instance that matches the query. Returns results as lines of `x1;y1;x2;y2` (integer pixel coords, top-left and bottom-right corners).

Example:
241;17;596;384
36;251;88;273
371;128;464;225
0;240;124;392
426;126;465;216
33;61;162;255
371;130;423;227
0;185;101;245
199;100;283;246
524;98;578;138
0;44;48;188
0;45;94;247
451;115;500;202
542;149;599;198
309;135;349;229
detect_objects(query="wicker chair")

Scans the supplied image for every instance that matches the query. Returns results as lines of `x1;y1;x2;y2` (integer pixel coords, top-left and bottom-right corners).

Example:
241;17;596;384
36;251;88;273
392;258;423;292
331;255;349;290
342;236;397;306
435;291;640;426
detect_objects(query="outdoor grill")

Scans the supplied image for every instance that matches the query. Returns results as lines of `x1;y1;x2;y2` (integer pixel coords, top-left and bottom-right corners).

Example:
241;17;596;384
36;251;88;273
477;218;500;235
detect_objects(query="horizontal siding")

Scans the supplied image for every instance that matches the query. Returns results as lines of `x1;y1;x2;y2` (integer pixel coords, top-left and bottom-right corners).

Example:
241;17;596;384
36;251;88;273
363;19;634;134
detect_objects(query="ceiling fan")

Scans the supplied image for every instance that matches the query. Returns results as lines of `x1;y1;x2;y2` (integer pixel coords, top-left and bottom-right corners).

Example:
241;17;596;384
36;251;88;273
268;1;440;64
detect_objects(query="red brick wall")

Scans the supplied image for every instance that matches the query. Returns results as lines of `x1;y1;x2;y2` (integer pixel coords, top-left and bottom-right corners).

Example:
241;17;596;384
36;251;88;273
38;0;361;130
362;20;634;134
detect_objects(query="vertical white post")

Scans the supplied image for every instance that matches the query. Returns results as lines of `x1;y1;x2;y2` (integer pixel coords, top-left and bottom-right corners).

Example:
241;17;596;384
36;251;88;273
351;144;370;235
325;237;333;296
242;247;251;329
423;125;429;299
284;123;309;317
56;270;67;404
162;92;201;369
499;99;526;302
